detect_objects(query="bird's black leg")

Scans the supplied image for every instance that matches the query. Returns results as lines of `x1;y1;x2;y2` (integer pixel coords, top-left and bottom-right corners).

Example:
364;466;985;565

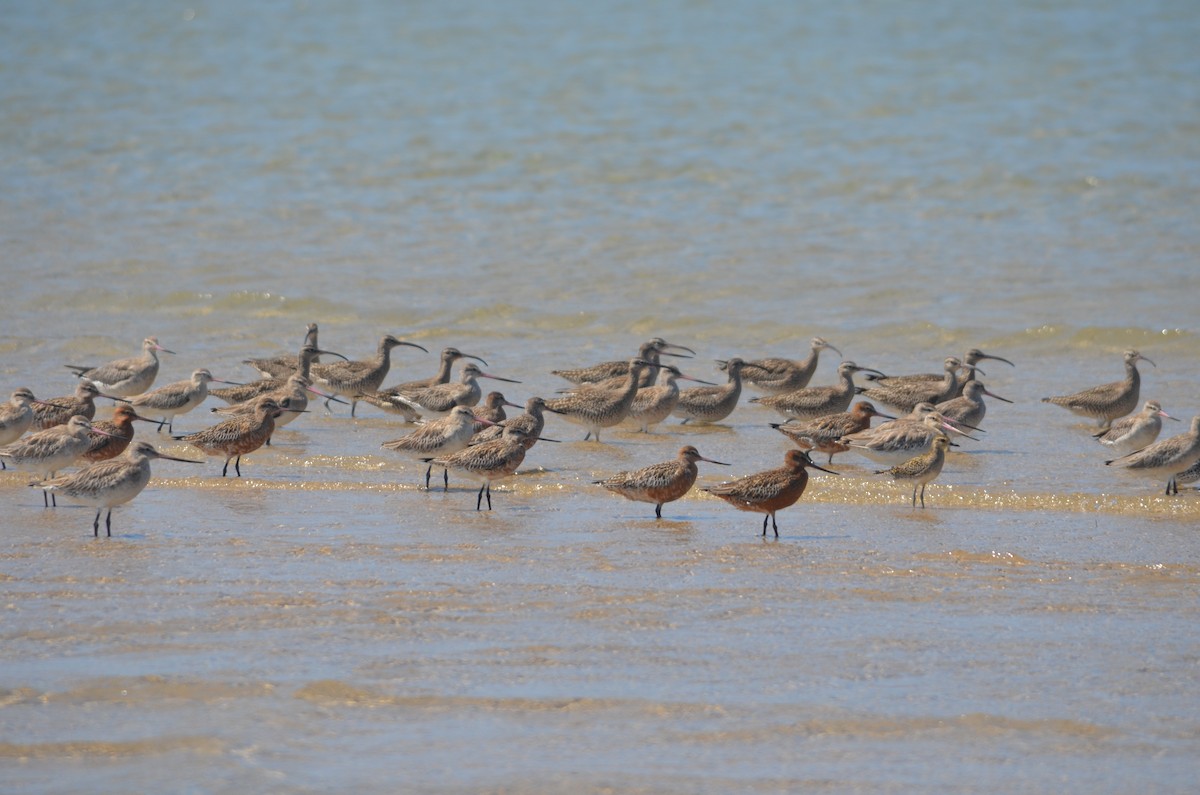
476;483;486;511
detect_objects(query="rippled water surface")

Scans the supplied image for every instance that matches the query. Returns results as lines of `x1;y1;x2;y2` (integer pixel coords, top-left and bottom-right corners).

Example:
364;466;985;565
2;1;1199;792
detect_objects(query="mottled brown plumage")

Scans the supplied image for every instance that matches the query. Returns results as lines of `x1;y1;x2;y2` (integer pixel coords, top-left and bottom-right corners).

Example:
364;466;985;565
703;449;837;536
595;445;728;519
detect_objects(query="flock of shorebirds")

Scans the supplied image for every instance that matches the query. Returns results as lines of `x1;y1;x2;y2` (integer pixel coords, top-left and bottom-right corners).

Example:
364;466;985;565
1;325;1197;538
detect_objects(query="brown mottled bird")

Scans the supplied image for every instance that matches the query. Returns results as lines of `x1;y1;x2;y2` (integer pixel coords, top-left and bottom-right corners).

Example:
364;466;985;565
1042;349;1152;429
703;449;837;537
771;401;895;464
875;434;951;508
595;445;728;519
173;396;286;477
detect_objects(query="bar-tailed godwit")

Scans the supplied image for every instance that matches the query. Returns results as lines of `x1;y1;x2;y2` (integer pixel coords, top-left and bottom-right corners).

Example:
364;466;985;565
1105;415;1200;495
65;337;175;397
771;401;895;463
595;445;729;519
1042;350;1152;429
387;363;520;415
426;425;551;510
839;408;976;467
625;365;716;432
382;406;485;490
545;359;651;441
130;369;237;433
702;449;837;537
173;396;287;477
470;396;549;448
33;441;202;537
875;433;951;508
0;388;37;460
311;334;428;416
0;416;113;506
472;391;522;432
1093;400;1178;457
31;382;106;430
728;337;842;395
81;404;158;462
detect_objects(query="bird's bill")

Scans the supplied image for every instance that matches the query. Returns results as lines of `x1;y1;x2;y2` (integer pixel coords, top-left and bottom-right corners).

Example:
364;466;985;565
982;388;1014;403
309;387;349;404
978;353;1015;367
482;372;521;384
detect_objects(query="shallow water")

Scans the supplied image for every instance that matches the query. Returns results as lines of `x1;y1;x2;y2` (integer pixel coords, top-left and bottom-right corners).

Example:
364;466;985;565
2;0;1200;792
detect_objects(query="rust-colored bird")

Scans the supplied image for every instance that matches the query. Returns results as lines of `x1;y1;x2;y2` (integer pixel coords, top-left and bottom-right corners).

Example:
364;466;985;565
703;449;837;537
173;396;287;477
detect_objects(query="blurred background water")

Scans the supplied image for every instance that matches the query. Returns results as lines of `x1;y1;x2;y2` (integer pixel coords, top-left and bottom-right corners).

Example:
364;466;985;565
2;1;1198;792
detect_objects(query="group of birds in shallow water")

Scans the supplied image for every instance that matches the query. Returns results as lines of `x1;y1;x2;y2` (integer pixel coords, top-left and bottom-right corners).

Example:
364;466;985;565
1;324;1197;538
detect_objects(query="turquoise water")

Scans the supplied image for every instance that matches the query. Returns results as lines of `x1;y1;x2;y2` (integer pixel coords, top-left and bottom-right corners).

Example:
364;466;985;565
2;1;1199;792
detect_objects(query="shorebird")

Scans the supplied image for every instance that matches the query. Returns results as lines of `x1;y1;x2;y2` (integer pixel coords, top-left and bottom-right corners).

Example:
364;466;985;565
703;449;837;537
858;357;978;414
725;337;842;395
771;401;895;464
749;361;885;421
1042;349;1153;429
382;406;484;490
472;391;521;432
386;363;520;415
210;376;325;436
173;396;288;477
625;365;716;432
31;382;107;430
545;359;650;441
242;323;348;379
0;388;37;459
391;347;489;393
0;416;112;506
875;433;951;508
81;404;158;462
1105;415;1200;495
1094;400;1179;457
426;425;552;510
1174;458;1200;490
552;338;695;387
311;334;428;416
130;369;236;433
934;380;1013;431
595;445;729;519
672;358;745;424
65;337;175;397
470;396;549;449
840;409;977;467
864;348;1015;396
33;441;202;537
